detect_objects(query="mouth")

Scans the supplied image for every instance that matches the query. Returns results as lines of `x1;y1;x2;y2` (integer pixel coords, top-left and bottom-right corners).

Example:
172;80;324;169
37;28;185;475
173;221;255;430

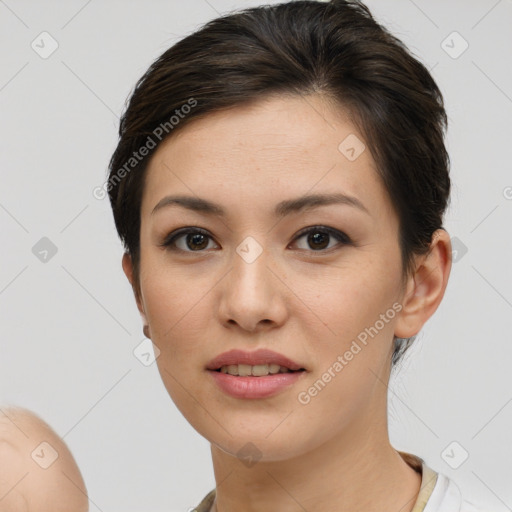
206;348;307;376
206;352;308;399
211;364;306;377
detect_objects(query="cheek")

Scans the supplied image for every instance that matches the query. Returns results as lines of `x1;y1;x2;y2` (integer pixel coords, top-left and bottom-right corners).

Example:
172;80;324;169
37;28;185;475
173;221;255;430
292;265;400;429
139;257;220;368
139;264;216;421
308;252;401;341
295;251;401;408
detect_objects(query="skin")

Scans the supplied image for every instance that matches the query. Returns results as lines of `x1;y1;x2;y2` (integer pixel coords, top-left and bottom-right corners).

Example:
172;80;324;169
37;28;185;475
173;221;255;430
122;93;452;512
0;406;88;512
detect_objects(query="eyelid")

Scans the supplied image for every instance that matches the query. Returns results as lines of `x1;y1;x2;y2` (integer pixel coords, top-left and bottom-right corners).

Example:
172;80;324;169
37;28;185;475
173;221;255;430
291;225;352;247
160;225;352;253
160;226;216;250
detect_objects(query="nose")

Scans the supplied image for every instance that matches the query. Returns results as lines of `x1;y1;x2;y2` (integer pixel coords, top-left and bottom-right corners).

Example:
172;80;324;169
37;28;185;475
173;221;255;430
217;241;288;333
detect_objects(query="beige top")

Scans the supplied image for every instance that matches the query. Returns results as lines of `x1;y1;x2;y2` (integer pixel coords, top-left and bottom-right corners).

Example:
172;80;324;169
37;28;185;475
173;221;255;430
193;451;439;512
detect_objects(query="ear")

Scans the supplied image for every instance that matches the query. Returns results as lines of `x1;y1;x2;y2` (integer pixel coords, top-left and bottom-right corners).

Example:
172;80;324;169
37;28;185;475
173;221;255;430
394;229;452;338
122;252;148;328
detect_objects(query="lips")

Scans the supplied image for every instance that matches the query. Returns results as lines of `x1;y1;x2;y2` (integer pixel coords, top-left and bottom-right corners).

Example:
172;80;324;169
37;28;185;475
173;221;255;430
207;349;307;399
206;349;305;372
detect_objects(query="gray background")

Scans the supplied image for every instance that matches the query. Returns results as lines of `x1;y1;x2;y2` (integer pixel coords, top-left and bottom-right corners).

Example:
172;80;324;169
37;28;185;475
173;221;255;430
1;0;511;511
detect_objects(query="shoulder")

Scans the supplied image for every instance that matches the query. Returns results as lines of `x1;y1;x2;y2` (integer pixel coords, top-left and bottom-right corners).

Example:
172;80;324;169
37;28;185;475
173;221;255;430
0;405;89;512
193;488;216;512
425;471;485;512
461;500;485;512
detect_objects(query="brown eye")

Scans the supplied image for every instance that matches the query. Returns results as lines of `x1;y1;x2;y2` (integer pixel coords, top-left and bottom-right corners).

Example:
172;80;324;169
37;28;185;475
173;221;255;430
184;232;209;250
161;228;218;252
307;231;330;250
161;225;351;254
292;226;351;252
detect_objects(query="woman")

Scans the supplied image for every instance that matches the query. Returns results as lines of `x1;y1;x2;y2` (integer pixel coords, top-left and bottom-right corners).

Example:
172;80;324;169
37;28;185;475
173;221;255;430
107;1;483;510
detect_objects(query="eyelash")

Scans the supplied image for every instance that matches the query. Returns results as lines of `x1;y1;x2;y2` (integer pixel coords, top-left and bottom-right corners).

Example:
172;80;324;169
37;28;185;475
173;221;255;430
160;225;352;254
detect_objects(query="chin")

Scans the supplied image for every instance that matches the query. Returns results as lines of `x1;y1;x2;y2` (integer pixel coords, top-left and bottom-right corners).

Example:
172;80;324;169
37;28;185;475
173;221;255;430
205;421;318;463
213;438;299;463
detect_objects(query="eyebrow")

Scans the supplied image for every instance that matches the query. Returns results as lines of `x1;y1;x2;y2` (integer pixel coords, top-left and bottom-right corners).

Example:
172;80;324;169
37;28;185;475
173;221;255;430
151;192;370;217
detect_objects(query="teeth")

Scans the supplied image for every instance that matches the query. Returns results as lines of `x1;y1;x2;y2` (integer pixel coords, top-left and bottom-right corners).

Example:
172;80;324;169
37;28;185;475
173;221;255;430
219;364;296;376
251;364;269;377
238;364;252;377
269;363;281;374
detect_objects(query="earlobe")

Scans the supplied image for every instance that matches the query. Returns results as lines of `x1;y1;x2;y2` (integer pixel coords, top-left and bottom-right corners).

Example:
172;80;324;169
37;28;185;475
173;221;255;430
122;252;134;286
394;229;452;338
121;252;148;328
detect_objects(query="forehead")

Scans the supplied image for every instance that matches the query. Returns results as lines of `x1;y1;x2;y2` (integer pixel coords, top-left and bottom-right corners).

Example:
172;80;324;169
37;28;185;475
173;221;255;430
150;93;358;164
142;94;389;219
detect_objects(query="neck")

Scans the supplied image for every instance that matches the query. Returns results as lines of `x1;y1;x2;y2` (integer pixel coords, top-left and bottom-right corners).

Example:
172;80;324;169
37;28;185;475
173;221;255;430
209;408;421;512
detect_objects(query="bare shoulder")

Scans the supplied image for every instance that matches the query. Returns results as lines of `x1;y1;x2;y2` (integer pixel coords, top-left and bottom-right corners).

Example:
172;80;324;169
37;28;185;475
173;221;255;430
0;405;89;512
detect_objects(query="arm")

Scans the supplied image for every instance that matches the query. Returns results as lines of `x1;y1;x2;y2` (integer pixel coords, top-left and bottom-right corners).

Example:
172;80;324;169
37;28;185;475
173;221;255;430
0;406;89;512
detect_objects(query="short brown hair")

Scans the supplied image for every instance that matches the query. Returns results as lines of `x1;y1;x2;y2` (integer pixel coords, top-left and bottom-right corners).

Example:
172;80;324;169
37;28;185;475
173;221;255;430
107;0;450;366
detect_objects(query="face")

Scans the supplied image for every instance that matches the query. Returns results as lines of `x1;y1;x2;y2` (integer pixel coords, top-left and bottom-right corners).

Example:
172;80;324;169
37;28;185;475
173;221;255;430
126;94;411;461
